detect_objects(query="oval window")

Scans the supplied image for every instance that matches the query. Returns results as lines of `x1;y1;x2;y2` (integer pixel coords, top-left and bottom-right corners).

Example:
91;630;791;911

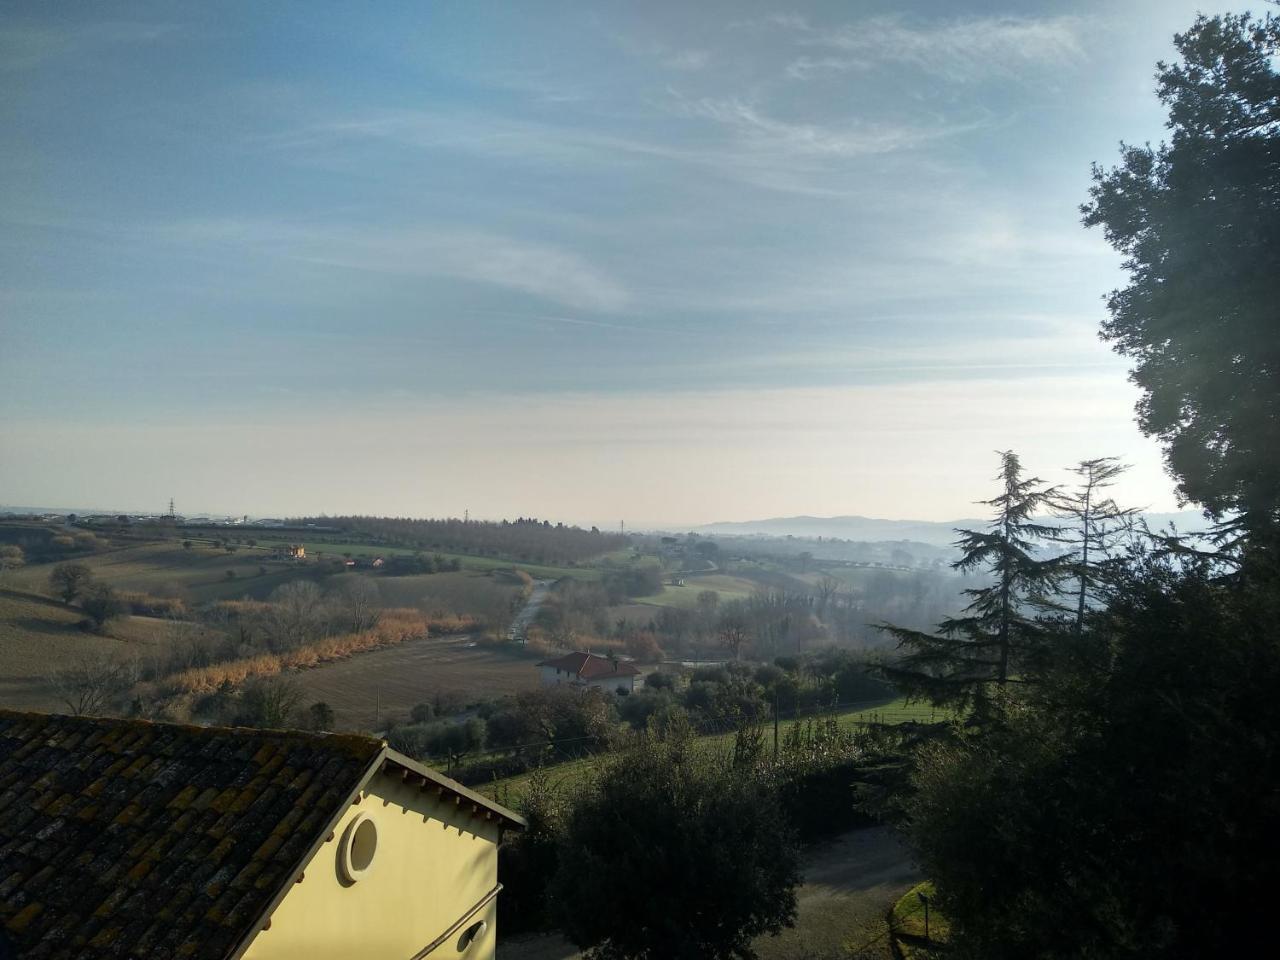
339;812;378;882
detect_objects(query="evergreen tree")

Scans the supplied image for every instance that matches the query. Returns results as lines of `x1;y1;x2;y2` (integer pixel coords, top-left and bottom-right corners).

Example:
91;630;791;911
881;451;1064;712
1052;457;1138;634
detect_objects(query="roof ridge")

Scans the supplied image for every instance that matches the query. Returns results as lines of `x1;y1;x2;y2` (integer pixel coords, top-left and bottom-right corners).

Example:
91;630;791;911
0;708;386;758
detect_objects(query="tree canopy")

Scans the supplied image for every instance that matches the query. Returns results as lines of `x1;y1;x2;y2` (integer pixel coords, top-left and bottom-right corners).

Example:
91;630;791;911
550;730;800;960
1082;12;1280;533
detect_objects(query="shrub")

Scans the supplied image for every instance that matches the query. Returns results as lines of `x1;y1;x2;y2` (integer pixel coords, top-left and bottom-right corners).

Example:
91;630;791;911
81;584;124;632
551;730;801;959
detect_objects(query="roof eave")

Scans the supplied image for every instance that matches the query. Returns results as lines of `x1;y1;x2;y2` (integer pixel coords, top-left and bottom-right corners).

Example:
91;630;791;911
381;749;527;830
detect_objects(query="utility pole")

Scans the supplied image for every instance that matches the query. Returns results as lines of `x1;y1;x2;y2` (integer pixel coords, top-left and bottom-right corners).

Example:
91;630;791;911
464;508;469;524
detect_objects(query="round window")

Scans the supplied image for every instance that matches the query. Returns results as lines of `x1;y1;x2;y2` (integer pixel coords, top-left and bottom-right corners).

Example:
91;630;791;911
339;812;378;882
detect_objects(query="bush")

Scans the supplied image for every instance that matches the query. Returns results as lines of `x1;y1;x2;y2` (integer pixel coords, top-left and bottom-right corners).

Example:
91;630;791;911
551;730;801;959
236;677;303;728
81;584;124;631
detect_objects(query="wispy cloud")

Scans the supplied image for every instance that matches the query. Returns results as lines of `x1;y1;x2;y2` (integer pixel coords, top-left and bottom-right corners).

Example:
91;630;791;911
777;14;1087;83
0;20;179;72
149;219;630;313
265;100;983;201
667;94;987;158
661;48;711;71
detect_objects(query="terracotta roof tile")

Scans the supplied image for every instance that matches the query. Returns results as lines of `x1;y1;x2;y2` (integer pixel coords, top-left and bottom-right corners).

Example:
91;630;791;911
537;651;642;680
0;710;383;960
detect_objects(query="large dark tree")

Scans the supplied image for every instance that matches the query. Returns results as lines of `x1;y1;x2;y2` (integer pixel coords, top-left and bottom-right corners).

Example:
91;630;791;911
550;730;800;960
881;451;1064;713
903;554;1280;959
1082;12;1280;536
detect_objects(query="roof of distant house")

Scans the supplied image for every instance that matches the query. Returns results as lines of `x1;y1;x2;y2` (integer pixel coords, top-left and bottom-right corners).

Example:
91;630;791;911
537;651;641;680
0;710;522;960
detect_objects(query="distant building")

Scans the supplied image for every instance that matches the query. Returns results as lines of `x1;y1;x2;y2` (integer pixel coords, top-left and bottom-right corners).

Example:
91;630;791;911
273;543;305;561
0;710;524;960
538;651;640;694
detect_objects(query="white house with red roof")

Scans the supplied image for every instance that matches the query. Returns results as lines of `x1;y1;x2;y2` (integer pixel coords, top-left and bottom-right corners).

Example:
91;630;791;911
538;651;640;694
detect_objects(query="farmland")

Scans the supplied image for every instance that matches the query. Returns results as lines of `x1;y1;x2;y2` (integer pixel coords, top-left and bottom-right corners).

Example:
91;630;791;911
0;590;169;712
246;533;599;581
289;634;542;730
5;540;306;604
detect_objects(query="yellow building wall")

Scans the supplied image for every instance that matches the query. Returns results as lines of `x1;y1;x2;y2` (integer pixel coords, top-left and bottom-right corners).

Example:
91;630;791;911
244;768;505;960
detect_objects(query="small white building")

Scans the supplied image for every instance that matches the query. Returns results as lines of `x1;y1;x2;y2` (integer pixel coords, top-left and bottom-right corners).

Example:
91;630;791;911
538;651;640;694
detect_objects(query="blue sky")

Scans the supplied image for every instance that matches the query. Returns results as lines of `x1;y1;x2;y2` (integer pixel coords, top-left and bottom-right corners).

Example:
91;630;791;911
0;1;1234;525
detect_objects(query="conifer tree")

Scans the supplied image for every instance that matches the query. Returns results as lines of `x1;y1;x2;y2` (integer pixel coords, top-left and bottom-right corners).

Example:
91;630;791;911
1052;457;1137;634
881;451;1065;712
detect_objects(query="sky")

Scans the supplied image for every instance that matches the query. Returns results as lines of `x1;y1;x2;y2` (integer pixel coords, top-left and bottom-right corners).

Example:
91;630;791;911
0;1;1240;527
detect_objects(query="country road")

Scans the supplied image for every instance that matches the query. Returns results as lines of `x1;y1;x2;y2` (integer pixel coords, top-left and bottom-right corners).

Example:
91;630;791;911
507;579;553;642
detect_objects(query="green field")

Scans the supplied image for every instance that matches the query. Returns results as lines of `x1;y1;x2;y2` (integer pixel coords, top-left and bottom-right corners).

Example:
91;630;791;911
480;696;946;805
247;535;602;581
635;573;760;608
7;541;307;604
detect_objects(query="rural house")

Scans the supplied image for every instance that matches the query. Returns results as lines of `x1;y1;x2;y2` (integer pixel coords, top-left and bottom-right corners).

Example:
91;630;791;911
0;711;524;960
538;652;640;694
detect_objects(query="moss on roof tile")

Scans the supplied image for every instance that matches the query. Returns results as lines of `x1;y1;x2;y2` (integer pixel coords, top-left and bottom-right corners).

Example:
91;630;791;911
0;710;383;960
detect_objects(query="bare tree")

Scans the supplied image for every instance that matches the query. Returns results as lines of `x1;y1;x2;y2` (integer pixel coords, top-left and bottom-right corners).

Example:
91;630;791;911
49;562;93;604
48;654;137;716
815;576;841;619
333;577;382;633
717;608;750;660
266;580;325;650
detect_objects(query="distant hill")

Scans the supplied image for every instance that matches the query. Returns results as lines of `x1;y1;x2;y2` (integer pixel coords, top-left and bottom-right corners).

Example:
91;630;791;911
695;511;1212;548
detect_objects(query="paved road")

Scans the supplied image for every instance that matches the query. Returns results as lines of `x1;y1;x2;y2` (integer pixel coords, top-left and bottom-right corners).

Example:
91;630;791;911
507;579;553;642
496;825;919;960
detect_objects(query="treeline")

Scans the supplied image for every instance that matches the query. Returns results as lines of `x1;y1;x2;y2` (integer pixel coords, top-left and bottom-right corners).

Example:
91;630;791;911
384;649;893;784
303;515;628;566
533;567;961;662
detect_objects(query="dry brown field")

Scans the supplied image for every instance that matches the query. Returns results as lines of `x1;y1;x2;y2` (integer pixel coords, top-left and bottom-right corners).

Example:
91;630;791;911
288;634;543;730
0;590;169;712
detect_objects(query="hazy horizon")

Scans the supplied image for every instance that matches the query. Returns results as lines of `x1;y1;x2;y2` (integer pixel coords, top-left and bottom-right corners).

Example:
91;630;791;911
2;1;1232;524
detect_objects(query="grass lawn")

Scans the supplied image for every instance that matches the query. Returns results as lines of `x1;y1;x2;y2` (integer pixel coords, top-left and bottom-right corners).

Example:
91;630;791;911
889;881;949;957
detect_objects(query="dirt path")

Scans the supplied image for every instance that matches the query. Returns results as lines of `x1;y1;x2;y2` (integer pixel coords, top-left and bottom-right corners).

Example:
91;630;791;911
507;579;552;641
496;825;919;960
